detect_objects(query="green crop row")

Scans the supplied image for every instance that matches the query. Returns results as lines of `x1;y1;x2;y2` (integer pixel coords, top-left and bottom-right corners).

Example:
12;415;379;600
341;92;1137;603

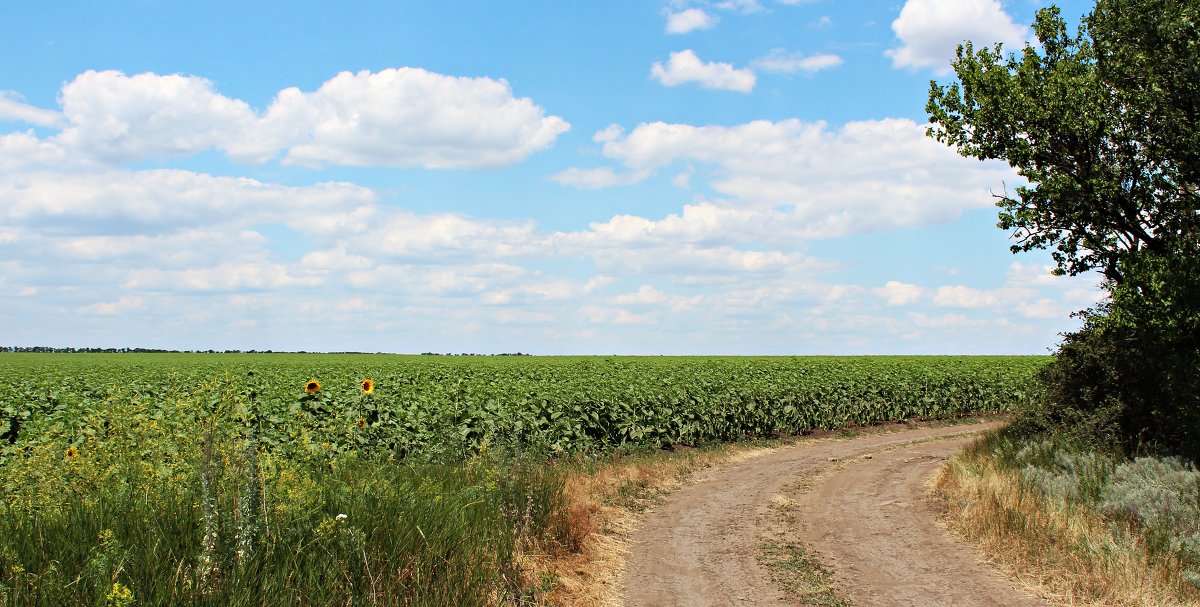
1;354;1049;464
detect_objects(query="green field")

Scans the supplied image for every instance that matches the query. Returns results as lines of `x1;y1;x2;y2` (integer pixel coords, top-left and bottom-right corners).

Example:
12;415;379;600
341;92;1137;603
2;353;1049;459
0;354;1049;606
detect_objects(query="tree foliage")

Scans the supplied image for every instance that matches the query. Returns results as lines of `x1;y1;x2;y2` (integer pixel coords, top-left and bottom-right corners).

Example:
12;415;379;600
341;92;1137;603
927;0;1200;458
927;1;1200;283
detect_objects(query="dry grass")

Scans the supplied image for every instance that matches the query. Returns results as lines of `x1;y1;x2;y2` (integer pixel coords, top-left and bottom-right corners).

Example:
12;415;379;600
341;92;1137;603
931;438;1200;607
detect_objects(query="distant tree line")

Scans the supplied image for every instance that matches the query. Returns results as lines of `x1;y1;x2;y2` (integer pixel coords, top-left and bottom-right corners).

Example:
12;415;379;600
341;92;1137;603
1;346;532;356
419;352;532;357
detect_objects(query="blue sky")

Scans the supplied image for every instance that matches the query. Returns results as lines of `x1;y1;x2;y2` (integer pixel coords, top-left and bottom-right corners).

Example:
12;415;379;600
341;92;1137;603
0;0;1100;354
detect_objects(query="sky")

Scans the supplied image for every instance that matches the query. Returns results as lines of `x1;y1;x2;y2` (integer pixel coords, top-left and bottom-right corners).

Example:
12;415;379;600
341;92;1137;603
0;0;1101;355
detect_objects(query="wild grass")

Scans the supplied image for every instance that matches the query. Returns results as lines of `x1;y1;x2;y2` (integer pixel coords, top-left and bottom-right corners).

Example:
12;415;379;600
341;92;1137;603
932;429;1200;606
0;382;575;607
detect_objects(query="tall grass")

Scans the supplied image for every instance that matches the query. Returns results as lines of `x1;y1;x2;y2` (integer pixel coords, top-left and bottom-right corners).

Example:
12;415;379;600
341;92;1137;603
1;459;570;606
0;382;574;606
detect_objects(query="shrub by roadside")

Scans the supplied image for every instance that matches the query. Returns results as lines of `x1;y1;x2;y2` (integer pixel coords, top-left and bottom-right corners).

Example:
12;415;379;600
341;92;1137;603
934;427;1200;606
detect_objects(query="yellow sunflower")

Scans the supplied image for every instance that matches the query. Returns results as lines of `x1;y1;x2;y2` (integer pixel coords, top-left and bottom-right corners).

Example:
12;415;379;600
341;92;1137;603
65;445;78;459
304;380;321;394
360;378;375;394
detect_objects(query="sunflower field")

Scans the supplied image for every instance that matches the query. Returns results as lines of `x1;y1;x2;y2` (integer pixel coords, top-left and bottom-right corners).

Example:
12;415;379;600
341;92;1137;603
0;353;1047;606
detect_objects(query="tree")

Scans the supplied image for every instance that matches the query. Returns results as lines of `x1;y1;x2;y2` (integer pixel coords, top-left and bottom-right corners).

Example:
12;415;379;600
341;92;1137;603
926;0;1200;458
927;0;1200;284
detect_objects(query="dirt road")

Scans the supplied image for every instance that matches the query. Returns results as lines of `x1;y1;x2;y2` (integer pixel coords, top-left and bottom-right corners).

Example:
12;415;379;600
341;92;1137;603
620;422;1049;607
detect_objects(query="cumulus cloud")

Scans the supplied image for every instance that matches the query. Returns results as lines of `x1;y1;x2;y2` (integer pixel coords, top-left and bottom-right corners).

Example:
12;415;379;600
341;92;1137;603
0;132;80;173
930;279;1101;320
886;0;1029;74
876;281;925;306
243;68;570;168
26;69;568;169
55;70;257;163
752;49;844;74
558;117;1015;238
665;8;717;33
650;50;756;92
594;124;625;143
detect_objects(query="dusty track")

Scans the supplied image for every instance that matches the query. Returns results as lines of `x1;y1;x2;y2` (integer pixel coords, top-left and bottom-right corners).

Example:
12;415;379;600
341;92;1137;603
620;422;1050;607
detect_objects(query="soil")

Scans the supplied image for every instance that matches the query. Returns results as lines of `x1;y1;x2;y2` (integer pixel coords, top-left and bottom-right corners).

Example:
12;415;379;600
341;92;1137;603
620;421;1051;607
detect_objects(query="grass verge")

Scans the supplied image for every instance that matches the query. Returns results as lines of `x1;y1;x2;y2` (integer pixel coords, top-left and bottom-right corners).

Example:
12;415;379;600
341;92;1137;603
931;429;1200;606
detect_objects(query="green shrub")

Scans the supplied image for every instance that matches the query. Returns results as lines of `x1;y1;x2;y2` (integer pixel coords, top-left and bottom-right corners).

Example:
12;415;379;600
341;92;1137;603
1036;311;1200;461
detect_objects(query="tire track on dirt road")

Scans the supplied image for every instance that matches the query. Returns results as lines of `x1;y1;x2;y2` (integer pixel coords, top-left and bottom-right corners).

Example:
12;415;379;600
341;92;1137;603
620;421;1050;607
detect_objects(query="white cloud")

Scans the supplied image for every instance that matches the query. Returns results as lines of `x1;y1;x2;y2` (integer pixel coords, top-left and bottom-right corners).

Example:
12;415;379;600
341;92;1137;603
559;118;1015;239
125;262;319;292
582;305;654;325
50;229;268;268
613;285;671;305
1005;261;1062;288
593;124;625;143
81;296;144;316
55;70;257;163
353;211;542;261
1016;298;1062;319
582;276;616;293
714;0;763;13
876;281;925;306
298;247;375;273
909;312;987;330
886;0;1029;74
246;68;570;168
665;8;717;34
0;168;374;236
35;69;569;169
0;92;64;127
752;49;844;74
933;285;1000;308
650;50;756;92
548;167;650;189
575;241;814;276
0;132;79;173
